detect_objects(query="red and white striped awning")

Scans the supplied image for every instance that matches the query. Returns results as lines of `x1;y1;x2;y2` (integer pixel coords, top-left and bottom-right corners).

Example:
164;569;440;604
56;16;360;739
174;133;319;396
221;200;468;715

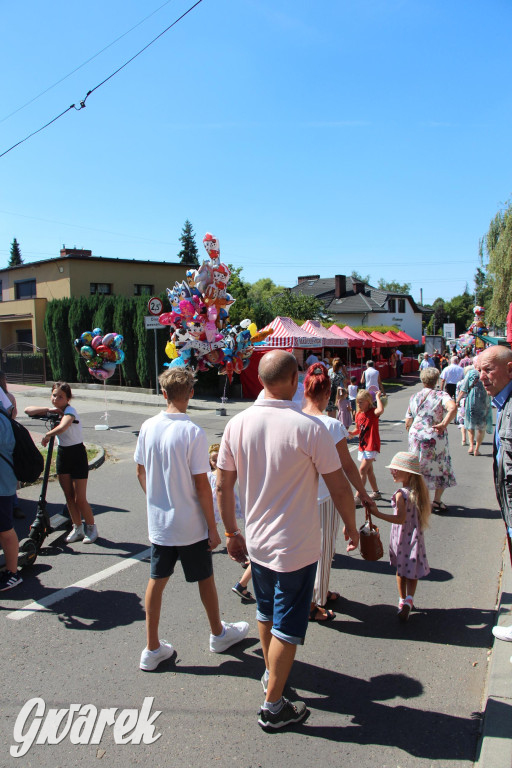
301;320;347;347
259;316;319;348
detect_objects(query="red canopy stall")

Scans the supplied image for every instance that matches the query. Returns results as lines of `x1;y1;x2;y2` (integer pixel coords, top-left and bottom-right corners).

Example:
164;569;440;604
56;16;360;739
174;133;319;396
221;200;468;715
301;320;348;348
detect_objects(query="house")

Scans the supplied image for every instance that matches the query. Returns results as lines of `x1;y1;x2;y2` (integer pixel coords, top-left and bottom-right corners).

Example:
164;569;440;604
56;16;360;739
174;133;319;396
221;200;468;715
290;274;425;340
0;246;191;349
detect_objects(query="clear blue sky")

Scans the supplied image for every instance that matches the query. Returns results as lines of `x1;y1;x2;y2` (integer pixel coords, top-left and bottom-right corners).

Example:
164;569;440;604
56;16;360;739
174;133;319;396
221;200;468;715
1;0;511;305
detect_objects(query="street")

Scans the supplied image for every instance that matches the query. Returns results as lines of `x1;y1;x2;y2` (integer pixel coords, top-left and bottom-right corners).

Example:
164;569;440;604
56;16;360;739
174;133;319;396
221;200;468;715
0;377;505;768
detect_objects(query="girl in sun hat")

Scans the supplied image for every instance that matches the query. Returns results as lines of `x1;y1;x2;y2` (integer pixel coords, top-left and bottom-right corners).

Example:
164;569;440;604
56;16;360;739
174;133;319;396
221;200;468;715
370;451;431;622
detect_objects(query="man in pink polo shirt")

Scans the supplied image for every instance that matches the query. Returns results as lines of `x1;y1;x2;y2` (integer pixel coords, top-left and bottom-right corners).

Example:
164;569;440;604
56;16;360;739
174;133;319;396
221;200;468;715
217;350;358;730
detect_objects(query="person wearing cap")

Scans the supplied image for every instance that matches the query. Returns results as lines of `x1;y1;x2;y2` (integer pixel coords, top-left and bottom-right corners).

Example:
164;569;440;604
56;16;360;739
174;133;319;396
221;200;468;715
370;452;431;621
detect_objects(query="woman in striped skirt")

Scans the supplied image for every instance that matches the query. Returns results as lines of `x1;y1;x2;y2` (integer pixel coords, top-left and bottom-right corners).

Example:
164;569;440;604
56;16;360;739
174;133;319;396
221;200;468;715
303;363;373;621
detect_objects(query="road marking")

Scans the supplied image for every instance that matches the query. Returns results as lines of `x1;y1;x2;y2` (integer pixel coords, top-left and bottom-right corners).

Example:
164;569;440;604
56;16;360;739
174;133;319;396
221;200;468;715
6;548;151;621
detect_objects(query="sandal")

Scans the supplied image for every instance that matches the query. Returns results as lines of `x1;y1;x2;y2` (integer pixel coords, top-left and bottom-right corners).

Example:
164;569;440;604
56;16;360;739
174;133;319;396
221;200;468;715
432;501;448;513
325;591;341;603
309;607;336;622
232;582;255;602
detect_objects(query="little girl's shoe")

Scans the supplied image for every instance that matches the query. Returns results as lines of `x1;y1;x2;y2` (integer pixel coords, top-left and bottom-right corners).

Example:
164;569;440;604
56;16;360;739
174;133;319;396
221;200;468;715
66;524;84;543
398;596;414;622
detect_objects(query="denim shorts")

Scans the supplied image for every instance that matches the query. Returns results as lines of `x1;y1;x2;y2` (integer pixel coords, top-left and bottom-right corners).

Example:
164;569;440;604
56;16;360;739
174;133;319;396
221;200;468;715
0;495;14;533
251;560;317;645
150;538;213;583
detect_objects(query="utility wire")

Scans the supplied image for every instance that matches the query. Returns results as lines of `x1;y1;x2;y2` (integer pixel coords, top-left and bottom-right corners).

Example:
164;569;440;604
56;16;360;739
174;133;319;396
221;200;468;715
0;0;177;125
0;0;204;159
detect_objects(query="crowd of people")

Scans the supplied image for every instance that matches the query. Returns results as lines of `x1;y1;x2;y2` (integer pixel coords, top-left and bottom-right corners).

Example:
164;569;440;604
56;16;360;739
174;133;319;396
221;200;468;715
1;341;511;731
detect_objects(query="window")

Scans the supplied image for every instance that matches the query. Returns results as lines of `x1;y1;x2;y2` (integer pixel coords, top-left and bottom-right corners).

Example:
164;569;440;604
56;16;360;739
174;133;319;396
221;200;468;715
134;284;153;296
388;298;396;312
398;299;406;313
15;279;36;299
90;283;112;295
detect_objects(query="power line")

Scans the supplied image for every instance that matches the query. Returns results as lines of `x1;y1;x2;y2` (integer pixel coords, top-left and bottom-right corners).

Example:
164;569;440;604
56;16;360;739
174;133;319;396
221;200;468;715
0;0;204;159
0;0;177;125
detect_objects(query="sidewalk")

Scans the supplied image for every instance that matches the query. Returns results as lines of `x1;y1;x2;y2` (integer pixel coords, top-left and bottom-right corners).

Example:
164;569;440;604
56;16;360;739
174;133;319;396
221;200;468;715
475;552;512;767
8;382;250;414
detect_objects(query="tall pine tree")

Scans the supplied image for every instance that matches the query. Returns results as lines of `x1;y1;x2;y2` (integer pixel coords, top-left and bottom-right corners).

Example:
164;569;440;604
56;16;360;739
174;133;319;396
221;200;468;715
9;238;23;266
177;220;199;266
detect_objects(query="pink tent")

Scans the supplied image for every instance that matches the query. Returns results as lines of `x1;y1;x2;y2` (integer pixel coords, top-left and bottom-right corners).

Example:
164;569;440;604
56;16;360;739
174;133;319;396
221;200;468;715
358;329;381;347
396;330;419;344
328;325;363;348
384;330;404;344
370;331;395;347
259;316;319;349
302;320;347;347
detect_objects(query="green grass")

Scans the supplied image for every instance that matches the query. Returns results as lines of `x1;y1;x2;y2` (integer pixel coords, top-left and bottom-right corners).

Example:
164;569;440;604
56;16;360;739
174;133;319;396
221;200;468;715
38;445;99;476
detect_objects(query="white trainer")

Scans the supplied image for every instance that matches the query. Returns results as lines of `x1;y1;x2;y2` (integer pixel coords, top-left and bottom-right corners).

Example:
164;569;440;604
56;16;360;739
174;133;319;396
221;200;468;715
140;641;175;671
492;625;512;642
210;621;250;653
66;524;84;543
83;524;98;544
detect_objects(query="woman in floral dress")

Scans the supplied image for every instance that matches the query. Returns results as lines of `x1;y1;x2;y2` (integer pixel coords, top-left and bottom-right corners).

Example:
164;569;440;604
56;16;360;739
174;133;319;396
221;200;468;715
405;367;457;512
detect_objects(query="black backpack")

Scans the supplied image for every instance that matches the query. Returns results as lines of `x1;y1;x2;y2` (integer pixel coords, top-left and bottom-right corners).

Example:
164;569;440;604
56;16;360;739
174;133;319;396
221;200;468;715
0;409;44;483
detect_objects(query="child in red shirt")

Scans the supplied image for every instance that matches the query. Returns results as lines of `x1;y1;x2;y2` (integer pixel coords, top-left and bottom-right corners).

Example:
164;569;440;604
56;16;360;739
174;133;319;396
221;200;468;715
349;389;385;505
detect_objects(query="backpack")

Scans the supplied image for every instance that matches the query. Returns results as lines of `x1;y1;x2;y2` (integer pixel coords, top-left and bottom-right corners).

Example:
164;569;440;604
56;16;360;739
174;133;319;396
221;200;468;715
0;409;44;483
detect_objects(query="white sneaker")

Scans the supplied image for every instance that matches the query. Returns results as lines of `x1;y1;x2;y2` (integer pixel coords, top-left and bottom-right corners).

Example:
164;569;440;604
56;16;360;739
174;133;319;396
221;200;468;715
83;524;98;544
66;524;84;543
210;621;250;653
492;625;512;642
140;641;175;671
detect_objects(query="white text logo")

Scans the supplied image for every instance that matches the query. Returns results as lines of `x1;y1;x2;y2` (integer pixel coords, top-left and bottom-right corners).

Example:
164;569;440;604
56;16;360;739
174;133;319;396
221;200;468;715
11;696;162;757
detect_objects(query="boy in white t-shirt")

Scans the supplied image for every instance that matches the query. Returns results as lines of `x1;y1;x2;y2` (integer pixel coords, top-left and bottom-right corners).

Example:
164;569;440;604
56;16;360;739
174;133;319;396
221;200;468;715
348;376;358;421
134;367;249;671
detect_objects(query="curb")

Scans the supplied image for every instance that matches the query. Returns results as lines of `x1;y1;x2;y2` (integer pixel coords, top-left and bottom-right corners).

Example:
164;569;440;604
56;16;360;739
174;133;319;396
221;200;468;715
474;550;512;767
87;445;105;471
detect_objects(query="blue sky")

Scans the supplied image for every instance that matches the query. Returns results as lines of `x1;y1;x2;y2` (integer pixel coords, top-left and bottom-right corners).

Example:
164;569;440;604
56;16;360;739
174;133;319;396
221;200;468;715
1;0;511;305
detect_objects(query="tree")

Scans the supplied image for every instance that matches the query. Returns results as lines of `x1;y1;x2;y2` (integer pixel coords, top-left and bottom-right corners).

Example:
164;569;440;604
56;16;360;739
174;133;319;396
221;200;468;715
426;298;447;335
9;238;23;266
482;200;512;326
377;278;411;293
270;290;325;322
178;220;199;266
351;270;370;283
445;290;474;336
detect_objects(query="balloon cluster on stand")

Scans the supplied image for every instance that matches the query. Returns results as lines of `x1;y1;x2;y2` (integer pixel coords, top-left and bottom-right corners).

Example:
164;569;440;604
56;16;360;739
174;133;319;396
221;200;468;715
159;232;272;382
468;305;488;352
74;329;125;381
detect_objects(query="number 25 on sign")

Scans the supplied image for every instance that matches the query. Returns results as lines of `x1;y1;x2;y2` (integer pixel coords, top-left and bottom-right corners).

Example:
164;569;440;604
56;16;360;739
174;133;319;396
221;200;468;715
148;297;163;316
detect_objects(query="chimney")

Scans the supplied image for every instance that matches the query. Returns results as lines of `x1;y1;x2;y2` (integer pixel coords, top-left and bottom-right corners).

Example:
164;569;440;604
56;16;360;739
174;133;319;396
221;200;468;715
60;246;92;259
297;275;320;284
334;274;346;298
353;281;364;294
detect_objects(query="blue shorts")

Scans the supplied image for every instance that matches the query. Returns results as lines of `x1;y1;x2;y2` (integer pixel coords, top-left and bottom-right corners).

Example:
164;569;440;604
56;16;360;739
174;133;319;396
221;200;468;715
150;539;213;583
251;561;317;645
0;495;14;533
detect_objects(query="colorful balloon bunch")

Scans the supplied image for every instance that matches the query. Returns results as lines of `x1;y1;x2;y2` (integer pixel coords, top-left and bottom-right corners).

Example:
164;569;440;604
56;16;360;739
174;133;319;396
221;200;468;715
74;328;125;381
159;232;271;382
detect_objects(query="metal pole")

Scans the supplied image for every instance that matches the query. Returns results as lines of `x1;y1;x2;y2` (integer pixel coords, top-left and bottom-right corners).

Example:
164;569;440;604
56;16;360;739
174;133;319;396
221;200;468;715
154;328;159;395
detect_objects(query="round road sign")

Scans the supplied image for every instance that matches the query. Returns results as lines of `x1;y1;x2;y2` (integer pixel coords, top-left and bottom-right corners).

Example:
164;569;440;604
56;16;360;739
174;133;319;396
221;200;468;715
148;297;163;316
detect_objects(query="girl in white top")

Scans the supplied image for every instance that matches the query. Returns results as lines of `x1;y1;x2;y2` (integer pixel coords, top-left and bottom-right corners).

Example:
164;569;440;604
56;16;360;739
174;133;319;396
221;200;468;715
302;363;373;621
25;382;97;544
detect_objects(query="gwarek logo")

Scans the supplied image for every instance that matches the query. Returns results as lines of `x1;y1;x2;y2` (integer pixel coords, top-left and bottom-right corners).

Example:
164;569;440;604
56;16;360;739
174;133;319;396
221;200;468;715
11;696;162;757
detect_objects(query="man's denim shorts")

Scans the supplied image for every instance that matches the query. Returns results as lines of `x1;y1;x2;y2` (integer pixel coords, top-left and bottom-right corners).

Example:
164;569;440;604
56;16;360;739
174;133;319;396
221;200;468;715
251;560;317;645
150;539;213;583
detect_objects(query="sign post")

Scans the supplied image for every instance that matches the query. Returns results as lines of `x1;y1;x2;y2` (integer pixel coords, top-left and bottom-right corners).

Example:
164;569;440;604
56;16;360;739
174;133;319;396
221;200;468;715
146;298;163;395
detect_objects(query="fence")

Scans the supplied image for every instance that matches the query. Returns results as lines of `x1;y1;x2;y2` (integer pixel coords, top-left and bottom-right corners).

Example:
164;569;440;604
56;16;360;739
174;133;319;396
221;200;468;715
0;343;49;384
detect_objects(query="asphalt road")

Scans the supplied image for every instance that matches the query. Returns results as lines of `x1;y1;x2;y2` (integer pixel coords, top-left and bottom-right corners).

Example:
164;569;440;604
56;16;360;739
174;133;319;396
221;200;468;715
0;379;505;768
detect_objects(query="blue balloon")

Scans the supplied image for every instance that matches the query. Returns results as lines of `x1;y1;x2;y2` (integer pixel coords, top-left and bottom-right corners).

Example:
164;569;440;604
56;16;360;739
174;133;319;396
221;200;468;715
92;327;102;337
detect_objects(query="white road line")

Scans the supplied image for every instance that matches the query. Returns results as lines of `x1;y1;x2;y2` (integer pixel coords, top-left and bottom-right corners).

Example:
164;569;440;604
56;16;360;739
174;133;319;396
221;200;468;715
6;547;151;621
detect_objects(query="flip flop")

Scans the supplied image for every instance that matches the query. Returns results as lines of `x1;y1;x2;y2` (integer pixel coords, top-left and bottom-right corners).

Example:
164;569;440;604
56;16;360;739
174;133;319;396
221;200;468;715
309;607;336;622
432;501;448;513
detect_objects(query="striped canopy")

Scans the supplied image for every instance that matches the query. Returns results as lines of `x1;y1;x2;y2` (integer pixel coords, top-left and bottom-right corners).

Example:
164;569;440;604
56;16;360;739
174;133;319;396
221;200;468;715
301;320;347;347
259;316;319;348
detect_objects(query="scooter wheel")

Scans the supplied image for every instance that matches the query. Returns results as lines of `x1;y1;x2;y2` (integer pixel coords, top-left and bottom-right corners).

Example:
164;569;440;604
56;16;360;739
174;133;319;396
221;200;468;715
19;538;38;566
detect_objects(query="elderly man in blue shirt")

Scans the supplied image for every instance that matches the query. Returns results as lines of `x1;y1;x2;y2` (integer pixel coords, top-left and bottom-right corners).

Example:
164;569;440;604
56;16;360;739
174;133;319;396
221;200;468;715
476;346;512;646
0;402;23;590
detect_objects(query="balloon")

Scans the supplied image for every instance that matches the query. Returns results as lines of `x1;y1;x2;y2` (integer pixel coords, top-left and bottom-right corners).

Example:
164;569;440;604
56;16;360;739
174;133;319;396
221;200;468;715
80;345;94;360
89;368;115;381
113;334;124;348
80;331;93;345
92;328;102;337
165;341;178;360
247;322;258;337
115;349;125;363
102;361;116;372
102;333;116;347
91;335;103;350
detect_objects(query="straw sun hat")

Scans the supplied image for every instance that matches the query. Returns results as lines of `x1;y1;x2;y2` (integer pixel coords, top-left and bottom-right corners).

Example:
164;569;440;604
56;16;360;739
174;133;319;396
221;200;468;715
385;451;422;475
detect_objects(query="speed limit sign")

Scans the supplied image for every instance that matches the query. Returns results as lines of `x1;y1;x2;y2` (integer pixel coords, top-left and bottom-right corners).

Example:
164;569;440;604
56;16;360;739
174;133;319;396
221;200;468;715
148;297;163;316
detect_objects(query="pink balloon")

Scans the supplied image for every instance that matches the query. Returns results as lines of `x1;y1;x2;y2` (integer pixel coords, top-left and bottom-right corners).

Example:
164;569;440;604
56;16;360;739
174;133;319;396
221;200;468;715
89;368;115;381
91;335;103;350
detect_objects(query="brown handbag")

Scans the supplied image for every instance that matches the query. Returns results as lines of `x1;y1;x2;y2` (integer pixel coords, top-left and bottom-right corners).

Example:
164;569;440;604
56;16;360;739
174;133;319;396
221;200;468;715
359;508;384;561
